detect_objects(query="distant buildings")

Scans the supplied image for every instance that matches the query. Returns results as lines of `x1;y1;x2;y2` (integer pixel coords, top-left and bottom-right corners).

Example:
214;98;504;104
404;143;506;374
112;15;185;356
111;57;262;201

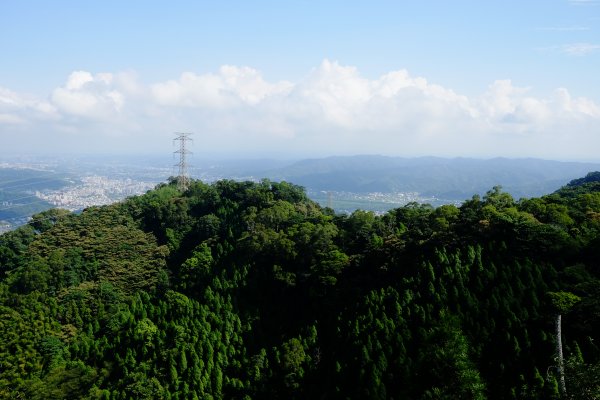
35;176;156;211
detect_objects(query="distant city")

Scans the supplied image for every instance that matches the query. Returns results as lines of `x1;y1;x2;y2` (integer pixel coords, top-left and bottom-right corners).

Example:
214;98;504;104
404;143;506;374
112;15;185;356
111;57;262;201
0;156;443;233
35;176;157;211
2;154;600;233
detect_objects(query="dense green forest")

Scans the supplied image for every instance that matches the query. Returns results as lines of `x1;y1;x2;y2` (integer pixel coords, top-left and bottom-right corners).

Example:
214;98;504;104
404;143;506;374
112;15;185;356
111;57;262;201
1;172;599;399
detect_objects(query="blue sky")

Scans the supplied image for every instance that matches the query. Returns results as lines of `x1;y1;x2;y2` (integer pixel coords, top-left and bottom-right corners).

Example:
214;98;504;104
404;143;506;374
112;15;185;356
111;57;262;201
1;0;599;160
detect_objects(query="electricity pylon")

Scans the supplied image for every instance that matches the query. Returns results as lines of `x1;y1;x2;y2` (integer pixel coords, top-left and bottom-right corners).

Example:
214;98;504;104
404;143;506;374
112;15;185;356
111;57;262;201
173;132;193;191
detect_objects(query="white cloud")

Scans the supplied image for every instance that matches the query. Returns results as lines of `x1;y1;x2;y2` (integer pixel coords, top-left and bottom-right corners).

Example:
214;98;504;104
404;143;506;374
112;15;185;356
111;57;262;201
562;43;600;56
50;71;126;118
478;80;554;129
535;26;590;31
272;60;478;136
553;87;600;117
568;0;600;5
65;71;95;90
1;61;600;160
151;66;292;107
0;86;59;124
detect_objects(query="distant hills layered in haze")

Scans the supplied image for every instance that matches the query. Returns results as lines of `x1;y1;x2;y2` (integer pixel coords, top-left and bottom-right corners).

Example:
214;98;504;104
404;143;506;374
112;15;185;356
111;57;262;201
2;155;600;229
261;155;600;199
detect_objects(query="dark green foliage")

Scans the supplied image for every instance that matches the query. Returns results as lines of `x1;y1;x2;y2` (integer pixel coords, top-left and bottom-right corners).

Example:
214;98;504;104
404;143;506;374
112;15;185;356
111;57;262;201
1;176;599;399
565;356;600;399
565;171;600;189
0;223;35;276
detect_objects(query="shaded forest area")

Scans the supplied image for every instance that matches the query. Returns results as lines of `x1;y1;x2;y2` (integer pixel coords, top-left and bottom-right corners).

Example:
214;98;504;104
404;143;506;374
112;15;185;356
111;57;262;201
1;172;600;399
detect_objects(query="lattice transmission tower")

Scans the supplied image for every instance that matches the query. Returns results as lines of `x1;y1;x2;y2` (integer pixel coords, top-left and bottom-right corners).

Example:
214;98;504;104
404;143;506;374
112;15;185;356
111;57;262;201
173;132;193;191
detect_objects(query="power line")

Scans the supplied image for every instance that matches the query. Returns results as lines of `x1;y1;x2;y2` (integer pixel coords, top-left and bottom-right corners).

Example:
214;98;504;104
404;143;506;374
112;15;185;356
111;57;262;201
0;194;42;207
0;197;52;212
0;171;71;212
0;170;60;185
0;167;69;193
0;177;70;209
1;208;71;229
173;132;193;191
0;177;68;192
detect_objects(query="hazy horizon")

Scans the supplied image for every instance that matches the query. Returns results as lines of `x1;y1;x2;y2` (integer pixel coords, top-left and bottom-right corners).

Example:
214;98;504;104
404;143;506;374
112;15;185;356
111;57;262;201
3;152;600;165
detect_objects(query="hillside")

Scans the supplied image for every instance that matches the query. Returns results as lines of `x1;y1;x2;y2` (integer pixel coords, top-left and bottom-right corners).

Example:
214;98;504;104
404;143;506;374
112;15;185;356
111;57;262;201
0;174;599;399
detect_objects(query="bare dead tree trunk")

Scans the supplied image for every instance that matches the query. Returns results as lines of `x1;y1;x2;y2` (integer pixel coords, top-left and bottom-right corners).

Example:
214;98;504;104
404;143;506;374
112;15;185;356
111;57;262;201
556;313;566;397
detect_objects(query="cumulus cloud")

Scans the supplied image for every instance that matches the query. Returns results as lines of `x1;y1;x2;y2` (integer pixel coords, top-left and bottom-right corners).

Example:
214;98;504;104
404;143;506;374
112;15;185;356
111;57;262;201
486;81;599;121
151;66;293;107
0;86;59;124
1;60;599;159
50;71;127;118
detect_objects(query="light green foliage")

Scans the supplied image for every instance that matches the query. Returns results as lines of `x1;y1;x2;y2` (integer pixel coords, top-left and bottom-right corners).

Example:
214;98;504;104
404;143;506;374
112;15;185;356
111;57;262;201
179;243;213;290
135;318;158;346
547;291;581;314
280;338;306;388
484;185;515;209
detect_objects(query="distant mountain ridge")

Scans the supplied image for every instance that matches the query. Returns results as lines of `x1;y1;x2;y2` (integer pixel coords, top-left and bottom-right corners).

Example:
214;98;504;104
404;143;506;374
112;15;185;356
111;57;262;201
264;155;600;199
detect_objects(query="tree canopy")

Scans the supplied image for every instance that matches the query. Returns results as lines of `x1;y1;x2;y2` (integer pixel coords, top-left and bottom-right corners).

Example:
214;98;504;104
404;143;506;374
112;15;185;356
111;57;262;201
0;176;599;399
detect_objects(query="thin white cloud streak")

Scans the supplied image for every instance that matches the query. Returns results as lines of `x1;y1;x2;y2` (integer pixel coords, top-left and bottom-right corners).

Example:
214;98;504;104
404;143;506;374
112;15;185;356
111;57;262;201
562;43;600;55
0;60;599;160
534;26;590;31
568;0;600;5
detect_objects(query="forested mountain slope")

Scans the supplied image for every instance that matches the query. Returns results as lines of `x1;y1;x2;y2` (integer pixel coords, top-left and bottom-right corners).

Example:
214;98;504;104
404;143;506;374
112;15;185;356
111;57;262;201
1;174;599;399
